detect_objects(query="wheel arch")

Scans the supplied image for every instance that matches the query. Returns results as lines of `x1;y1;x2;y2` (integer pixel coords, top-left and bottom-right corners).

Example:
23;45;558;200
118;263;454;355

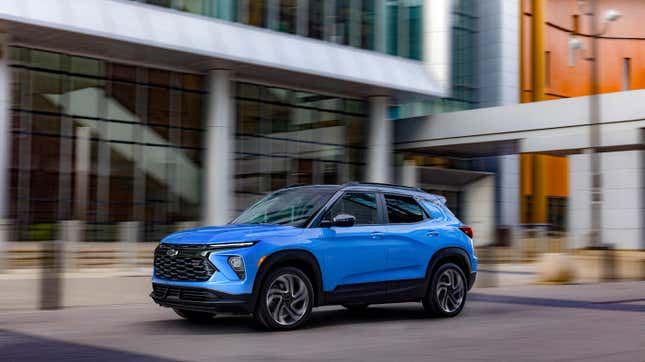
423;247;473;294
250;249;324;310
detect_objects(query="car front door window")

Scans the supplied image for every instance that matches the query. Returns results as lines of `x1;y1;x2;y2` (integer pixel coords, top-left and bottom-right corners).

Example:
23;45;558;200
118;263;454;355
327;192;379;225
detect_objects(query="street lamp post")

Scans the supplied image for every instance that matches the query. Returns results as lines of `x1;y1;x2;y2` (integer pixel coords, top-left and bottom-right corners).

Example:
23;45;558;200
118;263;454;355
568;0;620;280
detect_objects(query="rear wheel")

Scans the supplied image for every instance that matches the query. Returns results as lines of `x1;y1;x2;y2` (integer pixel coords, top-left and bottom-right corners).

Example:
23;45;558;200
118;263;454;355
254;267;313;330
422;263;467;317
173;308;215;322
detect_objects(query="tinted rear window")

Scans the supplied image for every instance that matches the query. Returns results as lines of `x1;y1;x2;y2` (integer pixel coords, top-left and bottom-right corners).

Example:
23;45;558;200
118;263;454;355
384;194;425;224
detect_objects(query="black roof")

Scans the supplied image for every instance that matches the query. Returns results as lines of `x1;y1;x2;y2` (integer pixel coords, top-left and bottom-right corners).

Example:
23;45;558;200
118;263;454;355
340;182;424;193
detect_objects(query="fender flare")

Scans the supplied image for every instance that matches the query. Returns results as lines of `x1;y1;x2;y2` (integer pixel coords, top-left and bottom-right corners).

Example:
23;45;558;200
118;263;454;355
250;249;325;310
423;247;473;295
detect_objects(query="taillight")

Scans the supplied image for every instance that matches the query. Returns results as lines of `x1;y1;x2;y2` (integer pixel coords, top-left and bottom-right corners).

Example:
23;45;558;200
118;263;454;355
459;225;474;239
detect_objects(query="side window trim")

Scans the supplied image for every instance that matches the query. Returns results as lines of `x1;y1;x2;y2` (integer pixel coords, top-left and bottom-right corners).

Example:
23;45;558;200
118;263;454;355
376;192;388;224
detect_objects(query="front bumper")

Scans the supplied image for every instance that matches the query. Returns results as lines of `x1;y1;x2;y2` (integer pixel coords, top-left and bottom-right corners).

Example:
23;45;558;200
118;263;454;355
151;283;252;314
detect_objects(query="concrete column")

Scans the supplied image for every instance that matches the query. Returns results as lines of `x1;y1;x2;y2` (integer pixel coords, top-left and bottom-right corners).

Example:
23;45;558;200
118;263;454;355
366;96;391;183
424;0;452;94
204;70;234;226
569;150;644;250
400;159;418;187
532;154;548;223
0;35;9;271
60;220;83;271
499;154;520;226
477;0;520;107
74;127;91;220
463;175;496;246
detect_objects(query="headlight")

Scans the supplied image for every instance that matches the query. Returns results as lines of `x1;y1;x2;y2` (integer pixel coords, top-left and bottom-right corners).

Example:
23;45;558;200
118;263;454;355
227;256;246;279
198;241;258;256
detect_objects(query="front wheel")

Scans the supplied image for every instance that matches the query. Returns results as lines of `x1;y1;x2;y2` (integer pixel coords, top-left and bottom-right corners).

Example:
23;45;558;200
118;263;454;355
422;263;467;317
254;267;314;330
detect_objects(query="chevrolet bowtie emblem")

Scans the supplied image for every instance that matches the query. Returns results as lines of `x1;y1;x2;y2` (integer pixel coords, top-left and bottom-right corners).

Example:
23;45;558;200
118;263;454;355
166;249;179;257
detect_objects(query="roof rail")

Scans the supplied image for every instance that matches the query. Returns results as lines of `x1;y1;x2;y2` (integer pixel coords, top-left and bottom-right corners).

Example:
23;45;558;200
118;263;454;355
341;181;424;193
286;183;307;188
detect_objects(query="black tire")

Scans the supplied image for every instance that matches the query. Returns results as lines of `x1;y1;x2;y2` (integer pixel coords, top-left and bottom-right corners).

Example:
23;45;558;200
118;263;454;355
254;266;314;331
342;303;369;311
173;308;215;322
422;262;467;317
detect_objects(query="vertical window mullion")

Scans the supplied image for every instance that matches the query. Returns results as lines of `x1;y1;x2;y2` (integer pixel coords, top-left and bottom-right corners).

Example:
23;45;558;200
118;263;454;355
16;55;33;239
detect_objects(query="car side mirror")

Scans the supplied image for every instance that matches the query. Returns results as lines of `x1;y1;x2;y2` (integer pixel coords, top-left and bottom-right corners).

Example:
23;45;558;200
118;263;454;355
331;214;356;227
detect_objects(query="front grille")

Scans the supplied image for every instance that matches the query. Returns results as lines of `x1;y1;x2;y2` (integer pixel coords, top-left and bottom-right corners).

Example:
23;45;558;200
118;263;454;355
154;243;217;282
152;284;217;302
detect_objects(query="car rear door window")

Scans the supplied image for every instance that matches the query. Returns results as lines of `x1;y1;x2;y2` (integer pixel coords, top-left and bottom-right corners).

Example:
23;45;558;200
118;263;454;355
328;192;379;225
384;194;425;224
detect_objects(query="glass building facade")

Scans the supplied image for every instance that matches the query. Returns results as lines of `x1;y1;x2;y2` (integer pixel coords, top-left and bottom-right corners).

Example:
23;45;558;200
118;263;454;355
133;0;424;60
234;82;367;212
392;0;478;119
9;47;206;242
134;0;481;118
2;0;482;241
8;46;369;241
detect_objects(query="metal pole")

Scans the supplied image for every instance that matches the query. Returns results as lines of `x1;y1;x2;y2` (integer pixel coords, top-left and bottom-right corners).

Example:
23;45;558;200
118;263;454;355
588;0;602;249
587;0;614;281
40;239;63;310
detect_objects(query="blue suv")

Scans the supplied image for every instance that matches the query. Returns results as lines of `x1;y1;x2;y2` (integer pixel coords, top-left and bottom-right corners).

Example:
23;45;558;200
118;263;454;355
151;182;477;330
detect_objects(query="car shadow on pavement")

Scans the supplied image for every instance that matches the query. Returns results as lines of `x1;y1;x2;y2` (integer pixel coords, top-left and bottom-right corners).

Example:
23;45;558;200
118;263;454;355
136;304;437;334
0;329;188;362
306;304;434;329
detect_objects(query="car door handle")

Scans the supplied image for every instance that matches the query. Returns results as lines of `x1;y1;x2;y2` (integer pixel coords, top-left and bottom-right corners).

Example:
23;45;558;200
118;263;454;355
370;232;384;239
427;231;439;237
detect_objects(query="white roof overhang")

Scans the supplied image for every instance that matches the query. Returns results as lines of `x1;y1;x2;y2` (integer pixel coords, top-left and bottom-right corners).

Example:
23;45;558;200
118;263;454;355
0;0;445;100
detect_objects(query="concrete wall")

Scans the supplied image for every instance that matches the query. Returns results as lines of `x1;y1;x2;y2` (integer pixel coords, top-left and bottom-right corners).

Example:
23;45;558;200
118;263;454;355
477;0;520;107
569;150;644;250
498;154;520;226
463;175;496;246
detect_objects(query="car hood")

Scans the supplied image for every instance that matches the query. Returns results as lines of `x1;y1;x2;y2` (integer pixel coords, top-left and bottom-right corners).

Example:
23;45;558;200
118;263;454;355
161;224;300;244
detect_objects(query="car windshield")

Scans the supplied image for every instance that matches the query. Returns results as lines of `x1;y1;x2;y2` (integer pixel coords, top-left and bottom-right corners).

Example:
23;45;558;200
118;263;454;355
232;187;337;227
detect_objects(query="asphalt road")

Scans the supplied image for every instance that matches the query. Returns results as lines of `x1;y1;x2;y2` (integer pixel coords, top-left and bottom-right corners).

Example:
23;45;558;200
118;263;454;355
1;282;644;362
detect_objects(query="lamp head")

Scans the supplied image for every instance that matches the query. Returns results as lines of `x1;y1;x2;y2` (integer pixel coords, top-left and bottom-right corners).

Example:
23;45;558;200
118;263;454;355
604;9;621;22
568;37;583;50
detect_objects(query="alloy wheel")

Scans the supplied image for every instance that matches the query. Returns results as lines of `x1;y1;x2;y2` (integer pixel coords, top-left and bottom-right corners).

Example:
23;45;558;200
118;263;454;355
435;268;465;313
265;273;310;326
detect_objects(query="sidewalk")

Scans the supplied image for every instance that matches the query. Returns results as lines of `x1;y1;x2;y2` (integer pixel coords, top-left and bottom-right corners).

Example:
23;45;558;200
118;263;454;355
2;258;643;312
0;264;539;312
